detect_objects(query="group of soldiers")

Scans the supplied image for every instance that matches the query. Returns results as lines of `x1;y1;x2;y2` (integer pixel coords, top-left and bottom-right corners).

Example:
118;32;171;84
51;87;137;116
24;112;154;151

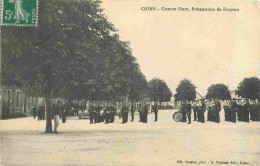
86;100;159;124
88;101;117;124
178;98;260;124
32;101;68;123
32;104;45;120
223;99;260;123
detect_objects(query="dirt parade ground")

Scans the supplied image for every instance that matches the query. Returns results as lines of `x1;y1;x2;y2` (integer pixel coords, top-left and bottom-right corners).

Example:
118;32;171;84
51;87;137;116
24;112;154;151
0;109;260;166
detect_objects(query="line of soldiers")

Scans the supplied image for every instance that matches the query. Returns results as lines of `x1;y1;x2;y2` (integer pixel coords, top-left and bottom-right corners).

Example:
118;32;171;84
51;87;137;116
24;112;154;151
206;99;221;123
32;101;68;123
223;99;260;123
179;98;260;124
88;101;117;124
32;104;45;120
87;100;159;124
180;99;221;124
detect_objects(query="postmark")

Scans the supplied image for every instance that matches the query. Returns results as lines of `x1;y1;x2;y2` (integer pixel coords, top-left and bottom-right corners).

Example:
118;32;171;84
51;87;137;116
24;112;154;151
1;0;38;26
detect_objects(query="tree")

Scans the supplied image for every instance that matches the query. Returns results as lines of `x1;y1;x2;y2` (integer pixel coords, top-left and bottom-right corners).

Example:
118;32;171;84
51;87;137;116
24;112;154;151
2;0;148;131
174;79;196;101
148;78;172;102
236;77;260;99
205;83;231;100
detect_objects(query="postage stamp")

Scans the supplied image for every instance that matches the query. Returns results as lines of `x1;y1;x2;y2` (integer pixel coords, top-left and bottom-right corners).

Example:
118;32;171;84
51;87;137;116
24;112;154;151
1;0;38;26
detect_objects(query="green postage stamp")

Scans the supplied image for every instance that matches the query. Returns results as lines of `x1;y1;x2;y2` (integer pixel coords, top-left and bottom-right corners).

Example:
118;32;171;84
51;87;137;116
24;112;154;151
1;0;38;26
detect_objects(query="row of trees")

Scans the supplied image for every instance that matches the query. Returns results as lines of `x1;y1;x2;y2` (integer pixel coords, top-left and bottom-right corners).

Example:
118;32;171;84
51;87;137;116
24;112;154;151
2;0;173;131
174;77;260;101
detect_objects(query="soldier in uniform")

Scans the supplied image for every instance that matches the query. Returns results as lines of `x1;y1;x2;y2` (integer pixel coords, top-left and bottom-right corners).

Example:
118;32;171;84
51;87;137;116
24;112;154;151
198;99;206;123
143;101;149;123
121;102;129;123
104;103;110;124
192;102;199;121
88;102;94;124
37;105;41;120
207;100;213;122
244;99;250;122
180;101;187;123
230;99;237;123
186;101;192;124
214;99;221;123
110;102;116;123
32;105;37;119
223;100;230;122
61;103;67;123
151;102;159;122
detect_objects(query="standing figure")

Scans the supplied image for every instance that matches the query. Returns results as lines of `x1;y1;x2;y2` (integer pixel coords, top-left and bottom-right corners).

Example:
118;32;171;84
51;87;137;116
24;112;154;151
230;99;237;123
110;103;116;123
130;102;135;122
143;102;149;123
151;102;159;122
61;104;67;123
180;101;187;122
32;105;37;119
244;99;250;122
214;99;221;123
198;99;206;123
193;102;199;121
121;102;129;123
89;102;94;124
37;105;41;120
186;101;192;124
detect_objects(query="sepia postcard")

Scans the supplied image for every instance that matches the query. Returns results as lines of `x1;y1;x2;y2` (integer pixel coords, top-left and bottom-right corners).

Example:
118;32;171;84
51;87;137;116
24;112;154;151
0;0;259;166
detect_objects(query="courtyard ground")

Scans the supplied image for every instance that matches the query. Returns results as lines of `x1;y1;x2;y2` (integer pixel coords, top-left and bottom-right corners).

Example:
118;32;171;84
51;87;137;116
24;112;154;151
0;109;260;166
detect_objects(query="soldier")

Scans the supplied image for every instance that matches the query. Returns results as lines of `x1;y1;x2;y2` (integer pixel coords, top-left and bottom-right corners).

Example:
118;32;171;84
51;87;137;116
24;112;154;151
193;102;199;121
110;102;116;123
94;102;101;123
244;99;250;122
40;104;45;120
37;105;41;120
223;100;230;122
130;102;135;122
250;100;260;121
88;102;94;124
207;100;213;122
32;105;37;119
180;101;187;123
143;102;149;123
151;102;159;122
104;103;110;124
61;103;67;123
186;101;192;124
198;99;206;123
121;102;129;123
230;99;237;123
214;99;221;123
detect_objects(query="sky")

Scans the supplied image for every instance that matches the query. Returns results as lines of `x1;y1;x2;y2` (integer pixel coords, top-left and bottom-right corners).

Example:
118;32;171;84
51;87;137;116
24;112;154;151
101;0;260;96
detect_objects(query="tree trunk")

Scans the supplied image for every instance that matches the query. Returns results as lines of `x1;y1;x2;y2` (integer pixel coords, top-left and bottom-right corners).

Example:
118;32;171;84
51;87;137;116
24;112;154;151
45;93;53;133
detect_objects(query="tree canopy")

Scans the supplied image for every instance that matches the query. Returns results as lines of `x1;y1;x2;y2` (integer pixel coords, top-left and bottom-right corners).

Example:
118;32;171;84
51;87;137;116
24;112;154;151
2;0;148;132
236;77;260;99
174;79;196;101
2;0;148;101
148;78;172;102
205;83;231;100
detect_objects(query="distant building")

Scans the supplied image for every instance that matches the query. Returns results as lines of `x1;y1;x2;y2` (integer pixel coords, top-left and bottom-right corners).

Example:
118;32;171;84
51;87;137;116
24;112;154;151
1;85;41;119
